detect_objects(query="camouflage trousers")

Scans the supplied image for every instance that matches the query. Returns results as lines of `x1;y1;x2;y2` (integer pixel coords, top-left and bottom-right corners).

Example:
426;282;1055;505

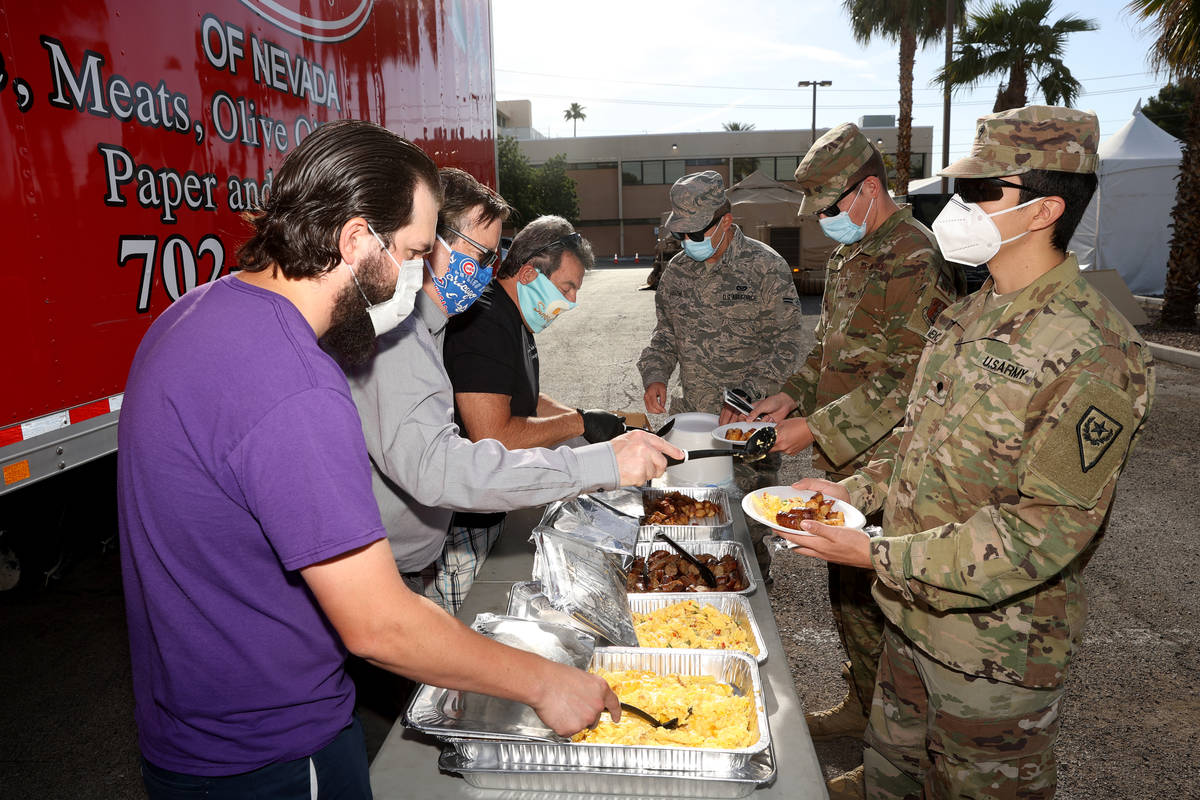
828;482;886;713
864;624;1065;800
828;559;885;713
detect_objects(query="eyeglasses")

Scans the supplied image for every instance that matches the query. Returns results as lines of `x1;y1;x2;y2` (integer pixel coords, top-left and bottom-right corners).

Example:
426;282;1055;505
954;177;1051;205
671;210;725;242
526;231;583;260
818;181;864;218
440;224;500;269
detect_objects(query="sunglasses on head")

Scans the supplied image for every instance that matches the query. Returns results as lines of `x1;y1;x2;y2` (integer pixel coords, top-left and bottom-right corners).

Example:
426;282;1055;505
954;177;1051;205
818;180;864;218
526;231;583;260
440;224;501;270
671;210;726;242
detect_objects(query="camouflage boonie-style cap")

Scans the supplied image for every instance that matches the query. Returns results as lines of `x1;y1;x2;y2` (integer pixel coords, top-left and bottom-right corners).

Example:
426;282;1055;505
941;105;1099;178
794;123;879;215
664;170;727;233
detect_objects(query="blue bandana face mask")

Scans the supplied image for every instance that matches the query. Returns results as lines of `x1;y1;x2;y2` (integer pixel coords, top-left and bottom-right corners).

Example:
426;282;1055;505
428;235;493;315
516;270;576;333
818;184;874;245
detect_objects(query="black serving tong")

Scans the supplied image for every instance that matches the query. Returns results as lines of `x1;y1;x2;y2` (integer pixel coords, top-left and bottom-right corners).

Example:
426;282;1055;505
624;418;677;438
619;701;681;729
663;425;777;467
653;530;717;589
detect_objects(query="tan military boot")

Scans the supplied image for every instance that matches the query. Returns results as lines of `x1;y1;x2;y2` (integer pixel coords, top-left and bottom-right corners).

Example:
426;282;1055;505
804;663;867;740
826;764;865;799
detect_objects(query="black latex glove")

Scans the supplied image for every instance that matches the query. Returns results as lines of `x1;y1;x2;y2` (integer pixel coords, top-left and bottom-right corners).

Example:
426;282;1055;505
578;409;626;443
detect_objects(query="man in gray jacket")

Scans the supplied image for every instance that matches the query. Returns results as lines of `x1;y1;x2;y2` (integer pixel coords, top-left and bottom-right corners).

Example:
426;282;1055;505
345;168;676;612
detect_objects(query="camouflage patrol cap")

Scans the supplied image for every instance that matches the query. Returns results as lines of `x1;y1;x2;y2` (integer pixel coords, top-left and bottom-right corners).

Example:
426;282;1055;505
664;170;728;233
941;105;1099;178
793;123;879;215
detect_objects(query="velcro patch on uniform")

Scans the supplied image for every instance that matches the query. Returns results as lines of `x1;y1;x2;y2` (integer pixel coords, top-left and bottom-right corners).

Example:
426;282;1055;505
925;297;949;326
1029;377;1134;507
925;325;946;344
975;353;1034;384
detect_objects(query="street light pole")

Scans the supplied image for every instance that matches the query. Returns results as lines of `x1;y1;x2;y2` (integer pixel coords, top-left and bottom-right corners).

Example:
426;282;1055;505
797;80;832;147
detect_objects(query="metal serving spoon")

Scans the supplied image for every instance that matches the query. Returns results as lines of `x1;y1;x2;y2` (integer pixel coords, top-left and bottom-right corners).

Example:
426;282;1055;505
663;425;777;466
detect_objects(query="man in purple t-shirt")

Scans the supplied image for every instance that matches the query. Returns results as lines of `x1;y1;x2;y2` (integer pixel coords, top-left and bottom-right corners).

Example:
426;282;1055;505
118;121;661;799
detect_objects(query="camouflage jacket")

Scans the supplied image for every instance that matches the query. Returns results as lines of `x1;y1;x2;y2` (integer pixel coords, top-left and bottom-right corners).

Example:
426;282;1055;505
843;255;1154;688
782;206;960;475
638;226;803;414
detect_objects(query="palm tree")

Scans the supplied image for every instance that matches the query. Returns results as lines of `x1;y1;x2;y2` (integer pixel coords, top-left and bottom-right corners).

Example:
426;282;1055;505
563;103;586;137
842;0;966;196
1126;0;1200;327
935;0;1098;112
722;121;757;131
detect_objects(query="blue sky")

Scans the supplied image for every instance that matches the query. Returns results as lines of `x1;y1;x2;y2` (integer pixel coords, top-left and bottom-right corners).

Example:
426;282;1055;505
493;0;1171;166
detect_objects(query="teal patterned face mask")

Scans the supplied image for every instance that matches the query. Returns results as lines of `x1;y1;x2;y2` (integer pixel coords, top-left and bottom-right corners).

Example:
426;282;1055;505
516;270;576;333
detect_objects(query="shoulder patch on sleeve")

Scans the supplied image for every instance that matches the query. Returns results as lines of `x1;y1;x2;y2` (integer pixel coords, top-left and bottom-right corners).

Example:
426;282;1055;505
1029;377;1135;507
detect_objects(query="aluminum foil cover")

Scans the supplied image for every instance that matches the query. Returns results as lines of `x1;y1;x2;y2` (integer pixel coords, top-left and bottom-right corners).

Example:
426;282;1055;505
531;529;638;646
537;495;640;555
449;647;770;774
639;486;734;541
404;616;595;742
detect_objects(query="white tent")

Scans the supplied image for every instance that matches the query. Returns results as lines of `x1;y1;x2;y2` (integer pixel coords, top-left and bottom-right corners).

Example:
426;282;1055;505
1070;108;1182;295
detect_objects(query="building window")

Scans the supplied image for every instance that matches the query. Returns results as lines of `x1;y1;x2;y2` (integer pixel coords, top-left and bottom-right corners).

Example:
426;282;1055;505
622;162;643;185
732;157;760;183
774;156;799;182
664;159;686;184
685;157;725;167
643;160;664;185
621;160;688;185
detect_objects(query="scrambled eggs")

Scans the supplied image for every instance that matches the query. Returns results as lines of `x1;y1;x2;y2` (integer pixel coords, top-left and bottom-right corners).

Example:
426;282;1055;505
753;491;845;526
633;600;759;657
572;669;757;749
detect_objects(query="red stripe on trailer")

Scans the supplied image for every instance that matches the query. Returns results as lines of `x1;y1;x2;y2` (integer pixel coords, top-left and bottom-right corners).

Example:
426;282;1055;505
0;426;21;448
68;399;113;425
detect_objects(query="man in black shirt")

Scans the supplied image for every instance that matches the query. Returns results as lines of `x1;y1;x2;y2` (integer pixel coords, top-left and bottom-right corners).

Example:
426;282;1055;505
442;216;623;607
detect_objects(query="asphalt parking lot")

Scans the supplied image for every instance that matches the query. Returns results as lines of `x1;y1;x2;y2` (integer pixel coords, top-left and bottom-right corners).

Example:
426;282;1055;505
1;265;1197;798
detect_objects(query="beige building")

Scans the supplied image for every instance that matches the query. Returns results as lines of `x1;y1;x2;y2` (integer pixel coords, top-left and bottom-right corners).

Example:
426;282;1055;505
501;101;932;262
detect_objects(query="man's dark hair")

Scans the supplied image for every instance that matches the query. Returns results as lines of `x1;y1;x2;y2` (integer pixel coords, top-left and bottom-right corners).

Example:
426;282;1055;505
848;150;888;190
238;120;440;278
1018;169;1099;253
438;167;511;241
497;215;594;279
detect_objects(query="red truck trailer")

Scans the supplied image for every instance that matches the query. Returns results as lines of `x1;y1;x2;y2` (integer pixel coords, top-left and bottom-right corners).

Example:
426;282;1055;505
0;0;497;585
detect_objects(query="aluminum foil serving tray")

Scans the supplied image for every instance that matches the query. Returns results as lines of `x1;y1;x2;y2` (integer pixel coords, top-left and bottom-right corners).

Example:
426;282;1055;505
447;647;769;774
505;583;767;663
438;740;776;798
639;486;733;541
634;539;757;596
628;593;767;665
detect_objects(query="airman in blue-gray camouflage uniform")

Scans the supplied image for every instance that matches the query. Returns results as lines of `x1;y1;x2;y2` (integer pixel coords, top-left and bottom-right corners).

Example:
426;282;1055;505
638;170;804;506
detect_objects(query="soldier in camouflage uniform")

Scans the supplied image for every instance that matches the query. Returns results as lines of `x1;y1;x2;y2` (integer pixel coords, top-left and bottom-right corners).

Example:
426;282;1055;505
783;106;1154;799
638;170;803;502
731;124;962;763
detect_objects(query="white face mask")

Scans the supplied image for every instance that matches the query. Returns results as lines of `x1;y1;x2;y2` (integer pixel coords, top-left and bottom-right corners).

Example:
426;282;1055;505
931;194;1041;267
362;225;423;336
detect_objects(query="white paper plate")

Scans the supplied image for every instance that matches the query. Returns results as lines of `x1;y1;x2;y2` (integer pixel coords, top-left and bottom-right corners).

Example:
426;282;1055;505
711;421;776;445
741;486;867;539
